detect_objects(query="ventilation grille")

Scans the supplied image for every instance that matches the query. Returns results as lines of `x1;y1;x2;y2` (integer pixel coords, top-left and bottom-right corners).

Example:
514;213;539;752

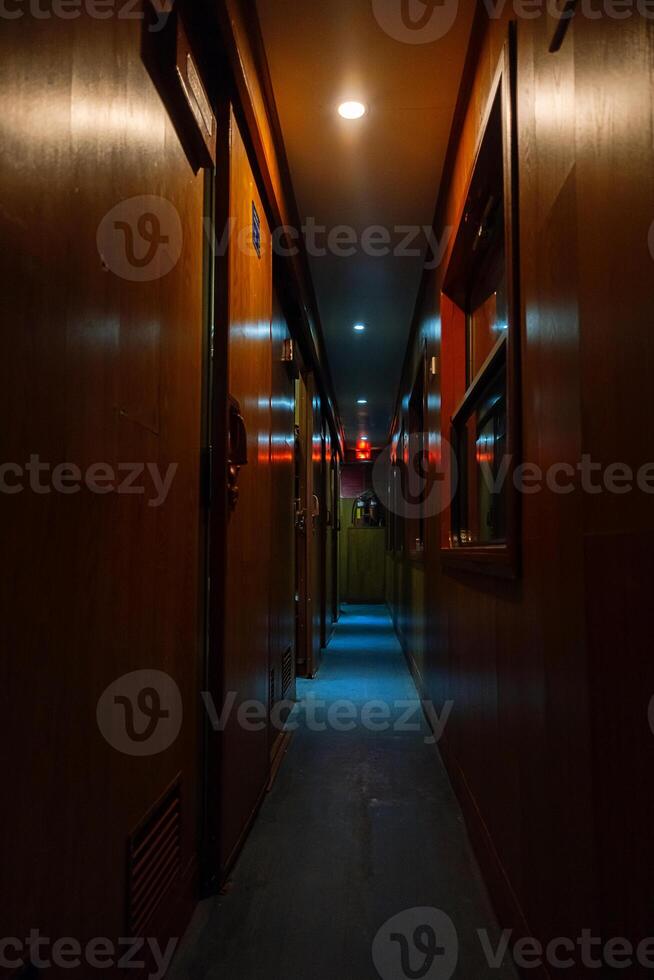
127;778;182;937
282;646;293;695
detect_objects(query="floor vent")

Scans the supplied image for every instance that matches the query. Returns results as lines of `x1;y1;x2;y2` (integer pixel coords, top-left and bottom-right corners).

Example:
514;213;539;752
282;646;293;695
127;777;182;937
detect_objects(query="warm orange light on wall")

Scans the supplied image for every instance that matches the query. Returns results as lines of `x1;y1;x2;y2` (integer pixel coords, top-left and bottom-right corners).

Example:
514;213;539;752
355;437;371;461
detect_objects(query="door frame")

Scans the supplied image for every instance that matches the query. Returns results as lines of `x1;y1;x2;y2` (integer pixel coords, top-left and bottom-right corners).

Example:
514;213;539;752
294;370;316;677
201;97;232;896
332;451;340;624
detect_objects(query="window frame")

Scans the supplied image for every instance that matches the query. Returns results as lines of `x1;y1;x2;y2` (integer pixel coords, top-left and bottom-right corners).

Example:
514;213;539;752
406;347;429;561
394;428;406;556
440;28;521;579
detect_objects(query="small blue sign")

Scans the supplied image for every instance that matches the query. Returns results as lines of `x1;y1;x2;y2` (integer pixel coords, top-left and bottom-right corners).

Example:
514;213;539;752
252;201;261;258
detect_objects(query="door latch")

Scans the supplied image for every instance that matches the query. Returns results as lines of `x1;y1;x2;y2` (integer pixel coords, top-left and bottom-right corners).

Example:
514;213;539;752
227;395;248;512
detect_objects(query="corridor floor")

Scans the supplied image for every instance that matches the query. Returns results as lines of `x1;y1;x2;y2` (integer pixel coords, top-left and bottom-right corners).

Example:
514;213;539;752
170;605;517;980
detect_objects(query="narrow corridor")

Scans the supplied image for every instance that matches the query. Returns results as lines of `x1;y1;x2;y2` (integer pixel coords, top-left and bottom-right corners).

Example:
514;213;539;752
6;6;652;974
171;606;516;980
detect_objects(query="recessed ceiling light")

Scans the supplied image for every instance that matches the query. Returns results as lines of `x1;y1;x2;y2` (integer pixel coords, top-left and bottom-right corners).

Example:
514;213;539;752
360;436;369;442
354;323;365;332
357;398;368;405
338;101;367;120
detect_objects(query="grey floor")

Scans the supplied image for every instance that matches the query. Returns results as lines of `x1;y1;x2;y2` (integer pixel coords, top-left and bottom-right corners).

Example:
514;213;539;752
170;605;517;980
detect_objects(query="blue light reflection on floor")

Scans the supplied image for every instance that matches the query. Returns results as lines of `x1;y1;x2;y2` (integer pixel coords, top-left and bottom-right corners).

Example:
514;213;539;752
169;603;518;980
296;604;426;719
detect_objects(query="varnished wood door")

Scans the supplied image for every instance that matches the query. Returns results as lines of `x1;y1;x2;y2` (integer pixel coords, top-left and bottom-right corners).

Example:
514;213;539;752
268;291;296;754
322;430;334;645
332;455;341;623
294;370;324;677
295;372;312;677
220;107;273;870
309;374;324;675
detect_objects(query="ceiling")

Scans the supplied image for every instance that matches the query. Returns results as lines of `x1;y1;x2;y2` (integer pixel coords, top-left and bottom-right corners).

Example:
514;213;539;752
256;0;475;448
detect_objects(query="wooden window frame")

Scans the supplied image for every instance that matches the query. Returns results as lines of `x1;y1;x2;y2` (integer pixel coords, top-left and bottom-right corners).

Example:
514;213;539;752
441;28;521;579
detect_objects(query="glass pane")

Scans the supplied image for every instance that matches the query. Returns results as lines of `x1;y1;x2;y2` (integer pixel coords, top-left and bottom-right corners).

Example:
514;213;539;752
468;260;508;383
453;357;507;547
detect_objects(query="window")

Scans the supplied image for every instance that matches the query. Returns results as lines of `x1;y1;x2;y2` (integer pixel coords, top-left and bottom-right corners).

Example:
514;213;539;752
386;455;398;553
442;32;520;577
406;353;427;558
452;343;507;547
394;429;406;555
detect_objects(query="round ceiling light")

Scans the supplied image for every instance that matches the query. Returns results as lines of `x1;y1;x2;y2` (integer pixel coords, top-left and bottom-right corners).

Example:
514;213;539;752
338;101;367;120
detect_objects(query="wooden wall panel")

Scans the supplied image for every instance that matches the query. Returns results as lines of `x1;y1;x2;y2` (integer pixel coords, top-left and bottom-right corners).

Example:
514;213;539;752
388;8;654;966
223;0;286;231
1;12;205;962
344;529;386;604
340;498;354;602
585;533;654;952
269;293;296;737
573;13;654;954
217;0;342;451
